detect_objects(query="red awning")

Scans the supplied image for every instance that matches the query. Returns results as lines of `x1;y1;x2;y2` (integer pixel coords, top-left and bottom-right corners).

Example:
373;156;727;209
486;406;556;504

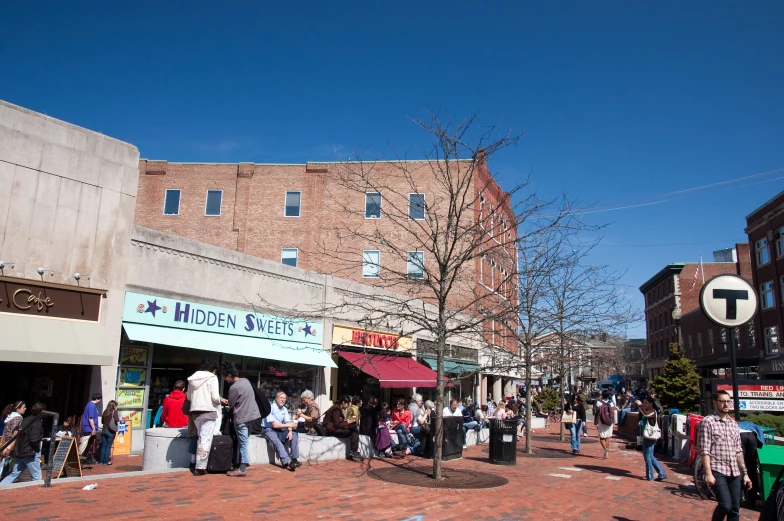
338;351;451;388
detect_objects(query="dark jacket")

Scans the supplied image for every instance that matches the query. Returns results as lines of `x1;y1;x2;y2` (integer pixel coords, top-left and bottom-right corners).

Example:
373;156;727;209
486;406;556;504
324;404;349;433
359;403;381;437
12;415;43;459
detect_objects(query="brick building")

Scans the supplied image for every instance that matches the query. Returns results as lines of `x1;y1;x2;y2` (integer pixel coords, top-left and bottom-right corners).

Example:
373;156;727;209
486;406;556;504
745;190;784;377
639;244;753;378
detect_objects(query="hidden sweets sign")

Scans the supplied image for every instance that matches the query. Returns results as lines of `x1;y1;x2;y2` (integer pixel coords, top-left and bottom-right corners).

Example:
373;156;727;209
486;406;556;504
122;291;322;346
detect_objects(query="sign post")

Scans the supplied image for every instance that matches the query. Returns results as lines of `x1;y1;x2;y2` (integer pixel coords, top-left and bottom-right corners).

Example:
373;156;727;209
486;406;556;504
699;275;758;422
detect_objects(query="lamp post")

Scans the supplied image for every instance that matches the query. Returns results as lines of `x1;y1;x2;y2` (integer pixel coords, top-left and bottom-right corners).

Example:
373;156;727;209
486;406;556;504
672;307;683;352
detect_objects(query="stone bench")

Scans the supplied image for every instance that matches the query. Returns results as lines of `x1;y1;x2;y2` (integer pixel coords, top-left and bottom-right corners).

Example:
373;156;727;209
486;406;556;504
142;425;492;471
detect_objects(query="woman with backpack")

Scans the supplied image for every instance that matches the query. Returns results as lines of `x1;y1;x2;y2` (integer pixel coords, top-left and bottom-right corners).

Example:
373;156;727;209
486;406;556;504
594;390;615;459
638;396;667;481
97;400;120;465
1;401;25;477
0;402;45;484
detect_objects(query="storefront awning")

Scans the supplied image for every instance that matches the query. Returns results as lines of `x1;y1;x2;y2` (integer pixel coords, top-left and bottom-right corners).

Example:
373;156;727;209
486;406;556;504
0;313;113;366
420;357;480;376
339;351;450;388
123;323;337;368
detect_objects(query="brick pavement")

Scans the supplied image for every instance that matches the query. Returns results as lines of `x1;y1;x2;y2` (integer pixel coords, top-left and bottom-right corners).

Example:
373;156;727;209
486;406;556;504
1;423;760;521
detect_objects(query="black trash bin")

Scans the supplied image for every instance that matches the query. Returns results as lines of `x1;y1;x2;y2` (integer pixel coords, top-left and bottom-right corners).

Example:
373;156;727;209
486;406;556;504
488;418;517;465
422;416;464;461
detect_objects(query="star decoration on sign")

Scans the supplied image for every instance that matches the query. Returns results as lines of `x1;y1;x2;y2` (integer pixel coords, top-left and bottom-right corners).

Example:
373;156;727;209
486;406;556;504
145;300;161;318
302;324;314;337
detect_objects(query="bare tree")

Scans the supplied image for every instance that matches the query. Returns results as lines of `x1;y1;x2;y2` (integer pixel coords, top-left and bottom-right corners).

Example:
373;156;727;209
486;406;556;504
302;114;570;480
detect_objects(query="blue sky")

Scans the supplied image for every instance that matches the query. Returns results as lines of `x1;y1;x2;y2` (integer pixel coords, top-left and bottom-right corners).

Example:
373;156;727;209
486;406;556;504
1;2;782;337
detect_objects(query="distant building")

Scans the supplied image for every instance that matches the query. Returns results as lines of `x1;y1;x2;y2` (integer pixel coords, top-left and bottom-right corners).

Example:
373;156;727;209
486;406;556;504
745;190;784;377
713;248;737;263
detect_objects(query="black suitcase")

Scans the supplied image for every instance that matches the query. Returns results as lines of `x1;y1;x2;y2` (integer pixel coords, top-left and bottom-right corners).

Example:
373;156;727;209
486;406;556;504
207;435;233;473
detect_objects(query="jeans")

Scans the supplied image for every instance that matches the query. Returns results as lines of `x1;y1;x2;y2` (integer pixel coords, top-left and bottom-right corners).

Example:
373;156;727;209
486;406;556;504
569;420;583;451
619;408;631;425
582;421;588;435
712;472;741;521
642;438;666;480
393;423;410;444
410;424;422;437
234;421;253;465
462;421;478;446
329;426;360;452
263;428;299;465
97;431;116;464
0;452;42;484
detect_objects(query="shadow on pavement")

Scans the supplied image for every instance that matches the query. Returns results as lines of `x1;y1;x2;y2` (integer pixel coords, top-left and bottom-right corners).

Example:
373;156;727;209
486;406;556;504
575;464;637;478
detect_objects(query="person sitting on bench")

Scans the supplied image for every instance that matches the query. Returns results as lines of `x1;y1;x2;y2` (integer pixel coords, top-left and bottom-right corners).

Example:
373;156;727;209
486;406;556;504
262;392;301;472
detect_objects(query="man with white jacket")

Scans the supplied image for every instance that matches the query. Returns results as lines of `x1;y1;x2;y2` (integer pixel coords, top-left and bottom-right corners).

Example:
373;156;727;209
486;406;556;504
187;360;222;476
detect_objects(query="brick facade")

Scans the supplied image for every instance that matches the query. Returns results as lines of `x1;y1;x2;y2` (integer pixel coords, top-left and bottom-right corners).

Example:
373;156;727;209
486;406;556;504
745;190;784;375
135;157;518;353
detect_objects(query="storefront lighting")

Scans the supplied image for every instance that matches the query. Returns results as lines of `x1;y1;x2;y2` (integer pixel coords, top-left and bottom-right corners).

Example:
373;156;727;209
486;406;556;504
37;267;54;279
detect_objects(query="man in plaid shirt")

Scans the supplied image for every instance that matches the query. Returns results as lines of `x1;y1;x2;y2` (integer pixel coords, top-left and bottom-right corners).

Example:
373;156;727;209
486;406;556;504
697;390;752;521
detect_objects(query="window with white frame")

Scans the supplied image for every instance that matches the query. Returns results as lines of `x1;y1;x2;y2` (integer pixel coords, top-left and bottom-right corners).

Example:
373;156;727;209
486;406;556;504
748;321;756;348
362;250;380;278
777;227;784;257
720;328;727;352
407;251;424;279
285;191;301;217
281;248;298;267
409;193;425;220
780;276;784;306
205;190;223;216
365;193;381;219
757;238;771;266
765;326;780;355
761;280;775;309
163;189;181;215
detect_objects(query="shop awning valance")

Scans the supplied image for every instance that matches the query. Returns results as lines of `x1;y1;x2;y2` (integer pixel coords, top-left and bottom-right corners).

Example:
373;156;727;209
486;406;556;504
0;313;113;366
123;323;337;368
339;351;450;388
420;357;480;376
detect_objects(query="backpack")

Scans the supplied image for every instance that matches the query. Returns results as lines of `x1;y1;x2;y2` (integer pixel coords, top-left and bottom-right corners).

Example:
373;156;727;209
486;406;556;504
599;401;614;426
253;386;272;420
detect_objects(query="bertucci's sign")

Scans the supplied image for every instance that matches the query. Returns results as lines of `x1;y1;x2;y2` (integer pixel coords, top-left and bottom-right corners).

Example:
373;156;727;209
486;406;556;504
332;325;412;351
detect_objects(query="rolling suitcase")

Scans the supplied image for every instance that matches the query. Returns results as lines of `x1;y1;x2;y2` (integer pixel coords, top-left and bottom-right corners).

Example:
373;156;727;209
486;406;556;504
207;435;233;473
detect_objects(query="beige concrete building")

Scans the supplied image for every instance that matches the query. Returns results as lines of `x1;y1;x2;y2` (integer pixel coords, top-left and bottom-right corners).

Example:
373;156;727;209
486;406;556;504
0;100;140;416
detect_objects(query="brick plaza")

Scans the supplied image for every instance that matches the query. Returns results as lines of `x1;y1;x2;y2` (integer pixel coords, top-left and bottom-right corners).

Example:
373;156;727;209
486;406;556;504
0;424;759;521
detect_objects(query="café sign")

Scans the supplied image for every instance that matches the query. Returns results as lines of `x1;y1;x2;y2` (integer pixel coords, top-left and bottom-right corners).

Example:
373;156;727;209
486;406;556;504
0;276;103;322
332;324;412;351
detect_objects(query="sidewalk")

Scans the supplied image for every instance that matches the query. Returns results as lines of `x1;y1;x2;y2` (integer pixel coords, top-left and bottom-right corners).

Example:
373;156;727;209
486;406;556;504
1;423;759;521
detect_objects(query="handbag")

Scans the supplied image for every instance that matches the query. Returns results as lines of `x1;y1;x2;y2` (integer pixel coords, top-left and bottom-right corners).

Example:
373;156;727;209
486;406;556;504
642;412;661;441
561;411;576;424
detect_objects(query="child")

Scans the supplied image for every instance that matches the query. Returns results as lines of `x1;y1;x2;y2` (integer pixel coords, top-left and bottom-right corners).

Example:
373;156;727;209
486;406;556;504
55;418;74;441
346;396;361;427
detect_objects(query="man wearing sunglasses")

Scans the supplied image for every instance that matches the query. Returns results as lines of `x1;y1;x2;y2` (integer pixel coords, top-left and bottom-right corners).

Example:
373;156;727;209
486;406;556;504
697;390;752;521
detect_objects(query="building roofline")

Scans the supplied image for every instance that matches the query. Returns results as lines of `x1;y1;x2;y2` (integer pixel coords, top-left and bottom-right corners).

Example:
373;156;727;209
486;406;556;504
138;158;474;166
746;189;784;220
639;263;686;294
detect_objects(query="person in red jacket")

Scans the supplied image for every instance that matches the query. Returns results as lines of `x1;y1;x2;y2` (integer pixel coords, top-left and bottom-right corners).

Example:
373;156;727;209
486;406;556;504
390;398;412;445
160;380;189;428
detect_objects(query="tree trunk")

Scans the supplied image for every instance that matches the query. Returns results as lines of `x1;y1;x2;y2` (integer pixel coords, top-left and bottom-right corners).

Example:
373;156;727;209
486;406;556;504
432;313;447;481
559;328;565;442
525;358;533;454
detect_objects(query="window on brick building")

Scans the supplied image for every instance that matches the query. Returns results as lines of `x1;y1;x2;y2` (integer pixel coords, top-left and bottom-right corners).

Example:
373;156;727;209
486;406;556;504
365;193;382;219
163;189;181;215
285;191;301;217
765;326;780;355
696;332;703;356
720;328;727;352
780;276;784;305
777;228;784;257
761;280;775;309
708;329;714;354
409;193;425;220
362;250;380;278
281;248;298;267
687;335;693;357
407;251;424;279
756;238;770;266
205;190;222;216
748;321;756;348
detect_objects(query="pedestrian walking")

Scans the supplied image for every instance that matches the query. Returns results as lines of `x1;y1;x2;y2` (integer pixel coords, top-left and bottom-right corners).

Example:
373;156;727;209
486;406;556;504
697;390;751;521
566;394;585;454
594;390;615;459
79;393;102;463
638;396;666;481
223;364;261;477
1;401;25;477
186;359;222;476
97;400;120;465
0;402;45;485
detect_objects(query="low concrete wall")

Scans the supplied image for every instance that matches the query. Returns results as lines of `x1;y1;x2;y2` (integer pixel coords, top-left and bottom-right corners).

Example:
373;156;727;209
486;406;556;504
143;426;492;471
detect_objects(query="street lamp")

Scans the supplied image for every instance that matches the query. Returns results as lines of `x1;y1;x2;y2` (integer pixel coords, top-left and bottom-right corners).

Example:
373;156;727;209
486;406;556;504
672;307;683;352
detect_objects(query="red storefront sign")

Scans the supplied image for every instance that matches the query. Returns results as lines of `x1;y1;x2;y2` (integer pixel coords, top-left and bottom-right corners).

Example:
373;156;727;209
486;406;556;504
351;329;400;350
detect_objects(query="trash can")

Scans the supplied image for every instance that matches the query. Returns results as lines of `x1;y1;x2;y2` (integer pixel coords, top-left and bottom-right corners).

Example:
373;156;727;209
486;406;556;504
758;445;784;500
760;426;776;445
422;416;464;461
488;419;517;465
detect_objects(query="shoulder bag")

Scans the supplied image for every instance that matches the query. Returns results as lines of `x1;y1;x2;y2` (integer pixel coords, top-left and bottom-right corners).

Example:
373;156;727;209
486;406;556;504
642;412;661;441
